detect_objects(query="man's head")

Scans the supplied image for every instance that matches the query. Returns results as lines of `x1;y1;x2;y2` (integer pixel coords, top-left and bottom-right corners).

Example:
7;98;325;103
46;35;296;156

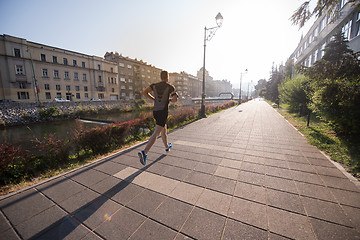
160;71;169;82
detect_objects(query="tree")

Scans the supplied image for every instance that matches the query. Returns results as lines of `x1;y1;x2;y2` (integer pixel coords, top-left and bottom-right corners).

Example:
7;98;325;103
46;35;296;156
291;0;359;28
265;65;284;102
254;79;267;97
300;31;360;136
278;75;310;114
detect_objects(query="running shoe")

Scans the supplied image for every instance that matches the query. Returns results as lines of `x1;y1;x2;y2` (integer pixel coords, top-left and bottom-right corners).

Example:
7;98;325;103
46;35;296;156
138;150;147;165
165;143;172;152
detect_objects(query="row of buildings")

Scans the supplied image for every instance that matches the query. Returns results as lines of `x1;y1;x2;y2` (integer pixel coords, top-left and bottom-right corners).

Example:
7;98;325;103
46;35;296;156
0;34;232;103
291;0;360;66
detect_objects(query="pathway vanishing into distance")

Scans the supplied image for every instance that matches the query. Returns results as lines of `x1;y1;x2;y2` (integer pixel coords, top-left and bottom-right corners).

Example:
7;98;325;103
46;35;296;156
1;99;359;239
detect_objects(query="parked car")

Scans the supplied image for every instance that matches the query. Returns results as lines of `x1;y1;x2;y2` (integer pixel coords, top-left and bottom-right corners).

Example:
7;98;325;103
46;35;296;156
54;98;70;102
90;98;101;101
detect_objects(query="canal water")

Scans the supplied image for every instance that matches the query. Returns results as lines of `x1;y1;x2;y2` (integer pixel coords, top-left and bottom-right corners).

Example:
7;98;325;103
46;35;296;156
0;107;194;150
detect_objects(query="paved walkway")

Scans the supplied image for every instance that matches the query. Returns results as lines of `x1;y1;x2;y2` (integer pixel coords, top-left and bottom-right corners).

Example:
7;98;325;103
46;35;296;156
1;100;360;240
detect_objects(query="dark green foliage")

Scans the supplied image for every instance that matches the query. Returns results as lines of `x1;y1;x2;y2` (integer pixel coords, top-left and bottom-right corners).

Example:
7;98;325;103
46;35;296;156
300;32;360;136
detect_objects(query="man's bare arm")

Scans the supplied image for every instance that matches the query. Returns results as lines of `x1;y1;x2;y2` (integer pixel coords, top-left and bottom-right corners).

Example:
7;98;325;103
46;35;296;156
143;86;155;101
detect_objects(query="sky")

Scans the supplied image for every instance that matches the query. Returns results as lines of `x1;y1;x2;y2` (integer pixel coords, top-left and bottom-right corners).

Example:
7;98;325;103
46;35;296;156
0;0;314;89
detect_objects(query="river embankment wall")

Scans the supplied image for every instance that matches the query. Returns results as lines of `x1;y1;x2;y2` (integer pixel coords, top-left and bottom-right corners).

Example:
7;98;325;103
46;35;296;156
0;100;137;127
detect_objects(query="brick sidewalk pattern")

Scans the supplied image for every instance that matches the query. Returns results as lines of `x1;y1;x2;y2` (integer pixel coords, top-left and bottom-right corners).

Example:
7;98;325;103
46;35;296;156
1;100;360;239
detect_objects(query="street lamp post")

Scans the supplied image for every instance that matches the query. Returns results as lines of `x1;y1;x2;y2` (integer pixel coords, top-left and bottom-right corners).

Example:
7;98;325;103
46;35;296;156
239;69;248;104
199;12;223;118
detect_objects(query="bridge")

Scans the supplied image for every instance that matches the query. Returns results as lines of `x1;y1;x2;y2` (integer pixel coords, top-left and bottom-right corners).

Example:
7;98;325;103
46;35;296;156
192;92;237;102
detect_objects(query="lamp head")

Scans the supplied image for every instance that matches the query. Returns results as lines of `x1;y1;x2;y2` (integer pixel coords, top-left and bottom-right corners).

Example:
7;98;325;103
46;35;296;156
215;12;223;27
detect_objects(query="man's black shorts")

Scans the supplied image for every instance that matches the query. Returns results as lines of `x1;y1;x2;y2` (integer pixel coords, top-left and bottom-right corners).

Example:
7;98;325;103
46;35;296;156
153;109;168;127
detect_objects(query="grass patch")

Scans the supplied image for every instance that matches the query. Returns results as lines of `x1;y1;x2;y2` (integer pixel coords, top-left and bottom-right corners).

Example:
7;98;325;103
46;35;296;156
276;104;360;179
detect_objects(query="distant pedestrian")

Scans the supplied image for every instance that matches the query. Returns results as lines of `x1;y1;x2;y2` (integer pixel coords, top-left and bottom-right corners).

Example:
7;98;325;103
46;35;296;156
138;70;178;165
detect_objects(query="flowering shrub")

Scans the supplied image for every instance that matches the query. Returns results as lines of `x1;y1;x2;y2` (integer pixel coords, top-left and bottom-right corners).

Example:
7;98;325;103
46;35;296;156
33;134;71;164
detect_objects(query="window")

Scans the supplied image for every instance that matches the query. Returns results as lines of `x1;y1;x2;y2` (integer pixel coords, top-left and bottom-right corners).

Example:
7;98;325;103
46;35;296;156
63;58;68;65
17;92;29;99
129;86;133;90
98;76;102;82
75;86;80;91
56;92;62;98
319;17;326;33
127;65;132;69
85;93;89;98
54;70;59;78
41;54;46;62
45;84;50;90
19;82;26;89
120;77;126;82
119;63;125;67
14;48;21;57
74;72;79;80
42;69;48;77
98;93;104;99
83;73;87;81
356;12;360;37
112;88;115;93
53;56;57;63
56;85;61;90
73;60;77;66
46;92;51;99
121;85;126;90
98;64;101;70
128;79;133;83
15;65;24;75
66;85;71;91
342;20;352;40
84;86;88;91
111;67;113;73
82;61;86;68
340;0;348;8
111;77;114;84
76;93;80;99
64;71;69;79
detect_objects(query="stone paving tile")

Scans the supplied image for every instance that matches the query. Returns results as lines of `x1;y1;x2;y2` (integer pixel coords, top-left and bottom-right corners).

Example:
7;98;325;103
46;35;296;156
241;162;265;174
269;233;292;240
106;182;145;206
35;215;90;240
94;206;146;240
267;188;305;215
313;165;347;178
307;158;335;167
242;155;266;164
89;175;123;195
37;176;87;203
0;189;54;226
183;171;212;188
15;205;67;240
93;160;127;175
0;210;11;232
222;218;268;240
129;219;177;240
68;169;110;188
268;207;315;240
320;175;359;192
59;188;101;213
265;166;293;180
264;158;288;169
214;166;239;180
309;218;360;240
296;182;336;202
193;162;218;174
329;188;360;208
238;170;265;187
228;197;267;230
126;189;166;217
1;228;20;240
196;189;232;216
234;181;266;204
290;170;324;185
161;166;191;181
342;205;360;230
220;158;242;169
181;207;226;240
151;197;193;231
73;196;122;229
287;161;314;173
199;155;223;165
301;196;353;227
207;176;236;195
265;175;298;194
146;162;172;175
169;182;204;205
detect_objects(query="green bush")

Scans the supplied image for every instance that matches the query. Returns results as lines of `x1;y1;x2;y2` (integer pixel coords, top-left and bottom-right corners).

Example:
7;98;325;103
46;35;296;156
278;75;309;114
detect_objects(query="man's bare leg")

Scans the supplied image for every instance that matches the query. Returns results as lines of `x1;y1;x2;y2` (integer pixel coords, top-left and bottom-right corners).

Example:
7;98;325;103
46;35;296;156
144;125;163;154
161;124;169;148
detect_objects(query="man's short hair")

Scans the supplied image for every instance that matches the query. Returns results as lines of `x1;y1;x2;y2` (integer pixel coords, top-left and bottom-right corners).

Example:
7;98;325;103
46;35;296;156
160;71;168;81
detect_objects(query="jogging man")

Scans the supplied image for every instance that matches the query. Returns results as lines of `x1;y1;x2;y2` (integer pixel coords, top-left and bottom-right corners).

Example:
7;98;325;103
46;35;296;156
138;70;178;165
